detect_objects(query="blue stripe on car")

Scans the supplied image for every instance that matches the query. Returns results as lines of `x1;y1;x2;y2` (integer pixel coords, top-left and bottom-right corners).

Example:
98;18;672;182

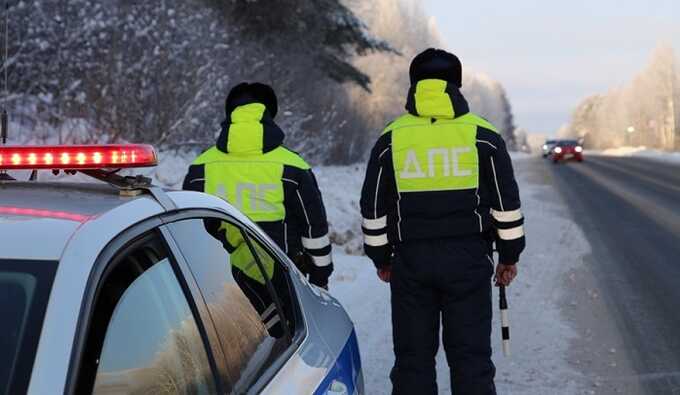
313;330;362;395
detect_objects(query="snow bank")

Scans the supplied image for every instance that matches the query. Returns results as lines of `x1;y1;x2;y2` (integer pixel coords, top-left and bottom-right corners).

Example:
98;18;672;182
509;151;534;160
329;156;590;394
313;165;366;255
597;146;680;164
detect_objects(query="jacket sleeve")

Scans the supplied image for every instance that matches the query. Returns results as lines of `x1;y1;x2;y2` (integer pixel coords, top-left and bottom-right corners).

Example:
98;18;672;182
182;164;206;192
360;133;393;268
291;168;334;287
479;128;526;265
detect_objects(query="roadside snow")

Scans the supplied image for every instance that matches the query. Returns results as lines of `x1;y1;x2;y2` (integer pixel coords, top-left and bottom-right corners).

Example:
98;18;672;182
596;146;680;164
142;149;197;188
509;151;534;160
314;166;365;255
326;156;590;394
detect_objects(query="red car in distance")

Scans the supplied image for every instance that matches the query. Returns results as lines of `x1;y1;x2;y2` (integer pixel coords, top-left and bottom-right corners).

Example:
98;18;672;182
550;140;583;163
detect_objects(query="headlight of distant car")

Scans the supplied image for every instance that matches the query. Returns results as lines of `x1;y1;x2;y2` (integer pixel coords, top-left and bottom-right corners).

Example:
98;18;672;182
554;147;562;154
575;146;583;153
542;144;548;150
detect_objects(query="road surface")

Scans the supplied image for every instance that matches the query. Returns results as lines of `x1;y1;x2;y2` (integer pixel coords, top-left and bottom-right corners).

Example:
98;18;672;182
548;155;680;394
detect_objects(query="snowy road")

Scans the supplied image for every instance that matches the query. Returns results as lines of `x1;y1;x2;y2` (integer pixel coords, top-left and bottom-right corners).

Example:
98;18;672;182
550;155;680;394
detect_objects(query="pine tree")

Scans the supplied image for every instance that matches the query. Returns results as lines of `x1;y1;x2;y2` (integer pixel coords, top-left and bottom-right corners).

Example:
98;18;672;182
203;0;394;90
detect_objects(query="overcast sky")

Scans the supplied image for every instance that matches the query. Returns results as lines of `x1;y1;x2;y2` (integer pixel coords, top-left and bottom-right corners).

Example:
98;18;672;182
422;0;680;134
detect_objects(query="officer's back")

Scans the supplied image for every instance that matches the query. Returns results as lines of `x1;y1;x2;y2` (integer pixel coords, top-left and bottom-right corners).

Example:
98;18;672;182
360;49;525;395
184;82;333;289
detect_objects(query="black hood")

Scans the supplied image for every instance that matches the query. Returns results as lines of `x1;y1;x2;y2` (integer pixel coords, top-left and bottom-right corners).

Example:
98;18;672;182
225;82;279;118
409;48;463;87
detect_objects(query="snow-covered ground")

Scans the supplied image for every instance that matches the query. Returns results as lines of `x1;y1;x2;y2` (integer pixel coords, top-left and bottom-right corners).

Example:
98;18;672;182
595;146;680;164
321;157;591;394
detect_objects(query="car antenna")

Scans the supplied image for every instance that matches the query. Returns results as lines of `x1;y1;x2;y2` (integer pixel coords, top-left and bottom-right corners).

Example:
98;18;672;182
0;1;14;181
1;0;9;146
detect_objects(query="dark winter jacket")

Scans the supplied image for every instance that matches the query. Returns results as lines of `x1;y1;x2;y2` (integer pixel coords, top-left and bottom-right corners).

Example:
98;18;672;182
183;100;333;286
360;78;525;267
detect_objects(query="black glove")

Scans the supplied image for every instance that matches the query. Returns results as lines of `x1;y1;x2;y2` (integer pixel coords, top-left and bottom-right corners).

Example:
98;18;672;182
309;263;333;289
292;253;313;274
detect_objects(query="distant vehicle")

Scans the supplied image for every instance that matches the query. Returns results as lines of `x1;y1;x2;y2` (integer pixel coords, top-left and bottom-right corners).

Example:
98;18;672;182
542;139;558;157
550;140;583;163
0;144;363;395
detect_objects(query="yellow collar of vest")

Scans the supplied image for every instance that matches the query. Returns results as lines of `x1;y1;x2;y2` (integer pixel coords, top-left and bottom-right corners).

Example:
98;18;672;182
217;103;285;155
405;79;469;119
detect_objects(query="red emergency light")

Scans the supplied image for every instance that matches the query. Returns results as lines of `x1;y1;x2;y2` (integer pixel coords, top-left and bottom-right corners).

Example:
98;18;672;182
0;206;91;222
0;144;157;170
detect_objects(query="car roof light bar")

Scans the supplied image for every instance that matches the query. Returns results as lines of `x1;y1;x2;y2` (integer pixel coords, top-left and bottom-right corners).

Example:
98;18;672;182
0;144;157;170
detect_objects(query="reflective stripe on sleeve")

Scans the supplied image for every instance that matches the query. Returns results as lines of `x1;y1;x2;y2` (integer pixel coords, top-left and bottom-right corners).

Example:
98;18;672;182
362;216;387;230
265;314;281;330
364;233;388;247
311;253;333;267
301;234;331;250
497;225;525;240
491;208;523;222
261;304;276;320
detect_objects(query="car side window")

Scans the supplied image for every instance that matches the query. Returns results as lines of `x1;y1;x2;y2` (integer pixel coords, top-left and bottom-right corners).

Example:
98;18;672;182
246;233;299;338
77;233;218;395
165;218;294;392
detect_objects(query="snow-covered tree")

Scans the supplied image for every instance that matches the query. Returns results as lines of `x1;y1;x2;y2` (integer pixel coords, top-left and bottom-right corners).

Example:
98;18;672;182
565;45;680;150
1;0;520;163
203;0;393;89
462;73;517;149
348;0;519;152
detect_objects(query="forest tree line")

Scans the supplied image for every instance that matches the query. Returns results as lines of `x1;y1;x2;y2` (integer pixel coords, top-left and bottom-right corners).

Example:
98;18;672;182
562;45;680;151
2;0;519;164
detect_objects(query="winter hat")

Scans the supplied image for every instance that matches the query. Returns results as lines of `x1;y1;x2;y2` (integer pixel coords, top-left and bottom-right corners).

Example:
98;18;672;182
409;48;462;87
225;82;279;118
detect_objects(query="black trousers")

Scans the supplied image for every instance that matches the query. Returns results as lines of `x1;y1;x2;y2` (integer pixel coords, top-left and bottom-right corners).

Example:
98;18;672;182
390;236;496;395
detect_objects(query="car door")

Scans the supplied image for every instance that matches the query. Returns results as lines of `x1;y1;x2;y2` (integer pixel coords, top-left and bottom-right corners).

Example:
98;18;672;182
162;212;306;394
69;227;224;394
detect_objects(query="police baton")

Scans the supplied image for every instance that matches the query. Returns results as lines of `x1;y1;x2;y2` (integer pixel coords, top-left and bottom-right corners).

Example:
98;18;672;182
499;285;510;357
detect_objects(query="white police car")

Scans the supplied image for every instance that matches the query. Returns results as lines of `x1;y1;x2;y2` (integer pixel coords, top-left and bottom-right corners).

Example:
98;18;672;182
0;144;363;395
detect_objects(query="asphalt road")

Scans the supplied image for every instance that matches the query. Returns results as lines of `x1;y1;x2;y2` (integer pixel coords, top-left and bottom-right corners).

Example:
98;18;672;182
549;155;680;394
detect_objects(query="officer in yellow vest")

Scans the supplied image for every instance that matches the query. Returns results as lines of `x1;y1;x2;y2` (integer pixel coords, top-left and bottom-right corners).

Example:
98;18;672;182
360;49;525;395
184;82;334;333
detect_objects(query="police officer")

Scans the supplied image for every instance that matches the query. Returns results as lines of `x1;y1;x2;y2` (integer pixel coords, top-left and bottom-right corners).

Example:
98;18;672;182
183;82;333;295
360;49;525;395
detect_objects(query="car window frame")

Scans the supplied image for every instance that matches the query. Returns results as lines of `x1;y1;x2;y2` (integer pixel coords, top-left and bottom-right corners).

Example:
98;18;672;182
240;227;307;346
65;217;226;395
0;259;58;395
239;226;311;394
159;209;308;393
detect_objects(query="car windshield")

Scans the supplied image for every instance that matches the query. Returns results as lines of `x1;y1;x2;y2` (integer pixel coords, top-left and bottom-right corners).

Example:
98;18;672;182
0;260;57;394
557;140;579;146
